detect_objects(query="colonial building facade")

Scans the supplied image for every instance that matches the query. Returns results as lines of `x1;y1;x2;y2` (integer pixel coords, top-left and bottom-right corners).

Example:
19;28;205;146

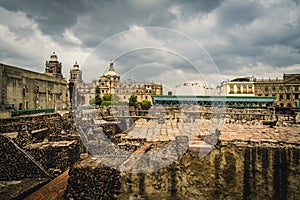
115;81;163;103
99;62;120;97
70;62;163;105
0;53;69;111
254;74;300;108
222;74;300;108
98;62;163;103
222;77;255;97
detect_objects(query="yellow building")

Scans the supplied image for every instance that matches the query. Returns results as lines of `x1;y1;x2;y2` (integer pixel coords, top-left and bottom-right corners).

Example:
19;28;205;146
222;77;255;96
99;62;120;97
254;74;300;108
99;62;163;104
116;81;163;103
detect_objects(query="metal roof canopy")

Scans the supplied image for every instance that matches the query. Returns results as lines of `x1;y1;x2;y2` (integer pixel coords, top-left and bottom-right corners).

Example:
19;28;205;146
151;95;275;103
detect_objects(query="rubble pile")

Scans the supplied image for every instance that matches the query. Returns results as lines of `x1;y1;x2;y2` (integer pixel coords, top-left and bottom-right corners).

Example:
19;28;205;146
0;135;49;181
64;157;121;199
100;122;124;144
0;112;85;178
24;140;81;177
0;113;81;145
0;113;61;134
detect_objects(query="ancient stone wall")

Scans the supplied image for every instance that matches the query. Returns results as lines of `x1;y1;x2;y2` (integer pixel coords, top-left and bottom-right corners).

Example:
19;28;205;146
61;144;299;199
118;145;300;200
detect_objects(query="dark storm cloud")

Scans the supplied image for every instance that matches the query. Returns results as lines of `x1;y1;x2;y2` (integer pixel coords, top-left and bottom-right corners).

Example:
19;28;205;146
0;0;92;35
0;0;222;48
178;0;222;17
215;1;263;26
0;0;300;83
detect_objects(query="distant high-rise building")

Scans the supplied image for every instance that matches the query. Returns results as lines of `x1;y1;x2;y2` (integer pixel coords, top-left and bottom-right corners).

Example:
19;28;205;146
45;52;63;77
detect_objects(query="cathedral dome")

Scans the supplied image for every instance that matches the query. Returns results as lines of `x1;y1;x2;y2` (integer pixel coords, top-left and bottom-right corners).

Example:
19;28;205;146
50;52;58;62
104;62;119;77
104;70;118;76
73;61;79;70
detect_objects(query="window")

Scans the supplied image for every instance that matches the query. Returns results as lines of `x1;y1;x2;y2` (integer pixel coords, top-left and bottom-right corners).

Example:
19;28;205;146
248;86;253;93
237;85;241;93
257;86;261;91
294;86;299;92
279;94;283;100
242;85;247;93
229;86;234;94
286;94;290;100
286;86;290;92
279;86;283;91
265;86;269;92
272;86;276;92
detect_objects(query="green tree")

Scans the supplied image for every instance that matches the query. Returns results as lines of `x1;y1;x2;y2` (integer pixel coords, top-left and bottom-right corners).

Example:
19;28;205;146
95;85;100;94
102;93;112;101
138;100;152;110
101;100;120;106
95;95;102;107
95;86;102;107
129;95;137;105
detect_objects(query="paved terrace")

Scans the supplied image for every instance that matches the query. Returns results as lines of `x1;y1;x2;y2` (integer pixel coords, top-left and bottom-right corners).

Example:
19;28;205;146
123;119;300;146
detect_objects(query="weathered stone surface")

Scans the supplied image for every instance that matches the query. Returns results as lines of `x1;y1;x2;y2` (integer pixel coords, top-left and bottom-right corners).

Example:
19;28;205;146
24;140;81;177
64;157;121;200
0;135;49;181
0;178;49;200
0;112;84;199
118;146;300;200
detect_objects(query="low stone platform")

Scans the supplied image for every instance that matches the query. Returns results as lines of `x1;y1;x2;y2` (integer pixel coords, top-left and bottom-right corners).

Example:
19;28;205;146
124;119;300;146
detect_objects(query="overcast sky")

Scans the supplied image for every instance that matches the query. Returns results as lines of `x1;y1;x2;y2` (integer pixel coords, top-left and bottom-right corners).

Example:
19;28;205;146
1;0;300;91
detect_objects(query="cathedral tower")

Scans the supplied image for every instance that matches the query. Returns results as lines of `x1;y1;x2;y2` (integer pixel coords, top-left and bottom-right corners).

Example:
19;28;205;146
69;61;82;83
45;52;63;77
